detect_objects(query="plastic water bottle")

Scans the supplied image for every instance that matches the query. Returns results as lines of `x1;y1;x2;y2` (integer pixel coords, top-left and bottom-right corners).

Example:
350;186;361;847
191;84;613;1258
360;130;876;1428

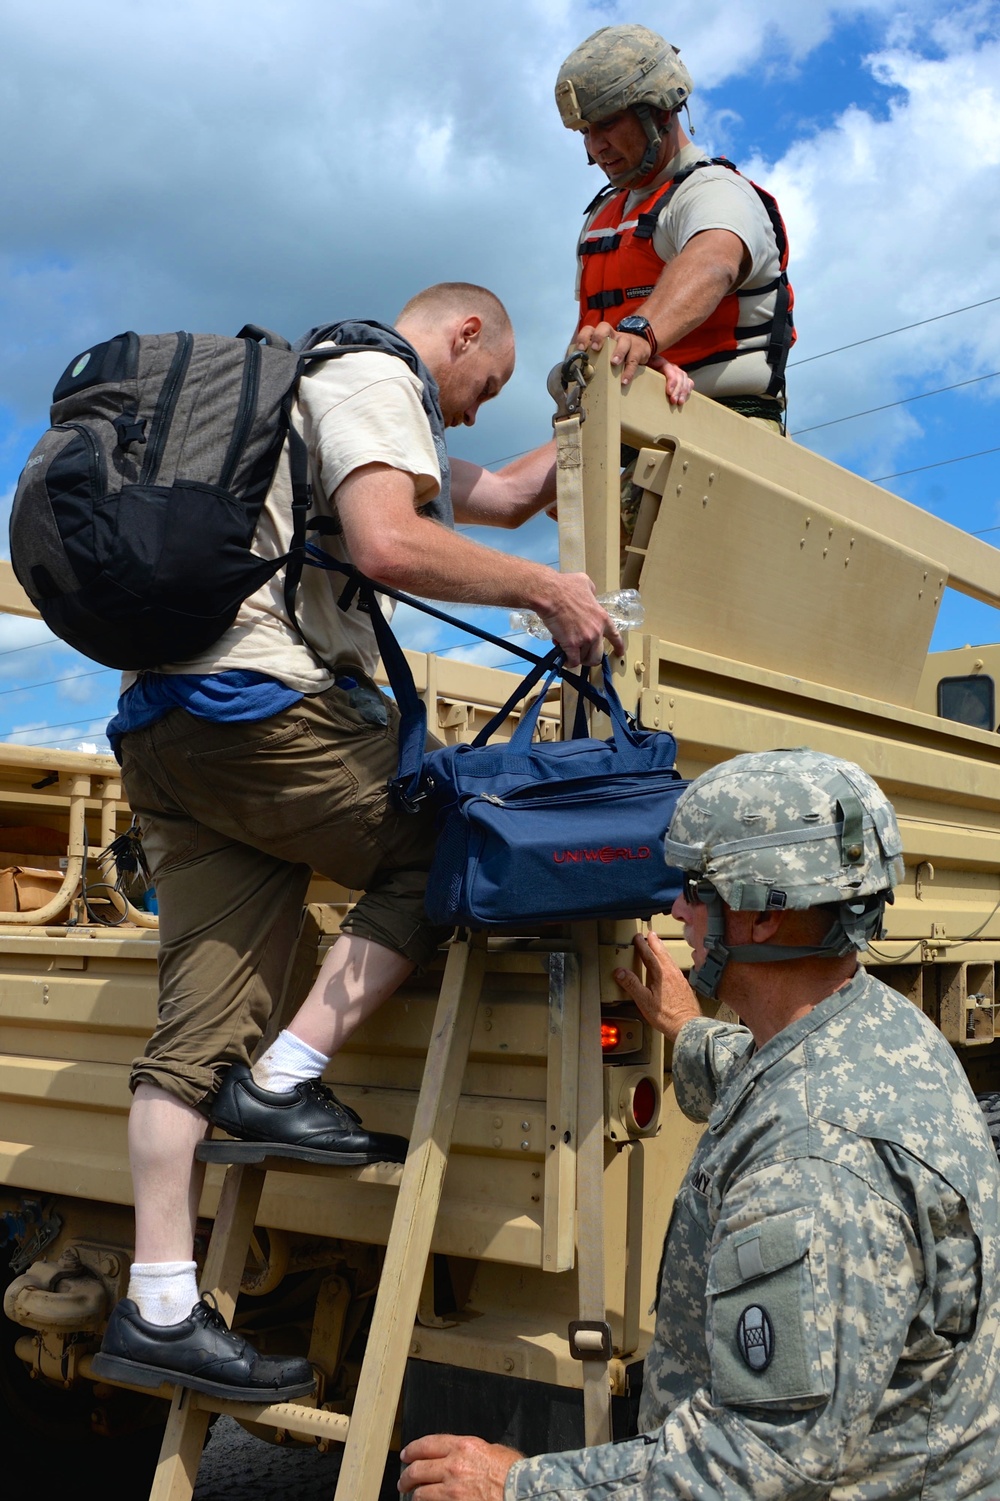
510;588;645;641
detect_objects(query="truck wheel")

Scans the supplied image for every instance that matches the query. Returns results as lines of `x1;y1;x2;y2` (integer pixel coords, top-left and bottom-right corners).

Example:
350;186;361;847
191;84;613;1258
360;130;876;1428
1;1251;166;1494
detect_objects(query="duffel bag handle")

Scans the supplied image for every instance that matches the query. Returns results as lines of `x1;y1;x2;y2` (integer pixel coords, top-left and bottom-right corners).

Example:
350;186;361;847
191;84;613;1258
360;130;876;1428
470;652;566;747
494;657;643;766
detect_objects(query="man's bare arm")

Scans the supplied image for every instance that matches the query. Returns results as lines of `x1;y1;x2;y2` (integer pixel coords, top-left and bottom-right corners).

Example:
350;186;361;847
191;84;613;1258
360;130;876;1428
576;227;749;388
450;443;557;529
335;462;623;665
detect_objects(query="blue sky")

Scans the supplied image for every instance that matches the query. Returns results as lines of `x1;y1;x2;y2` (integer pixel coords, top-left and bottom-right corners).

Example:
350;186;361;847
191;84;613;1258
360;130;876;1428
2;0;999;751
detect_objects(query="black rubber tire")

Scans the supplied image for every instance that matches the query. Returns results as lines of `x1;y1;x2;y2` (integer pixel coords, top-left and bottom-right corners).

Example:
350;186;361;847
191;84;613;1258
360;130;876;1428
0;1249;167;1495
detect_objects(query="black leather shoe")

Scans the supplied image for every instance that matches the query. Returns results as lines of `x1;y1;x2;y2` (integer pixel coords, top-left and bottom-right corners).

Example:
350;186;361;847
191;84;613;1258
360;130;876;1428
91;1296;315;1401
205;1061;409;1165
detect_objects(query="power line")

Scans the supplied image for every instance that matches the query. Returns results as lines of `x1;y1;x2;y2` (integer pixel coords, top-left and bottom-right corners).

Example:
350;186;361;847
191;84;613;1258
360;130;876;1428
1;713;113;740
874;443;1000;483
791;369;1000;437
433;633;518;658
0;666;111;699
0;638;56;661
8;731;112;751
483;447;534;471
788;294;1000;369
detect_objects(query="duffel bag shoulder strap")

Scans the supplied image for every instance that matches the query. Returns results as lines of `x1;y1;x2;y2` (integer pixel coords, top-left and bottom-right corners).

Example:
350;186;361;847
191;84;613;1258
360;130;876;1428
303;551;432;810
299;547;564;807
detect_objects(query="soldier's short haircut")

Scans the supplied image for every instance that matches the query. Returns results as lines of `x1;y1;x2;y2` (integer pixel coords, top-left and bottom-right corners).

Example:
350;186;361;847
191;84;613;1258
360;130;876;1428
397;283;512;346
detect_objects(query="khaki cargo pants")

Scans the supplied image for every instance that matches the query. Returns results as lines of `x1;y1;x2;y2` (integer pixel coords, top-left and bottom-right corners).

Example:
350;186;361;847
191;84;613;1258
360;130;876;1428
119;680;445;1112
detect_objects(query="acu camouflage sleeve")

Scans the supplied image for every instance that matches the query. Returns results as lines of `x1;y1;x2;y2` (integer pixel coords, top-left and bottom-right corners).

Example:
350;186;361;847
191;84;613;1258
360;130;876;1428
506;1160;923;1500
671;1019;755;1123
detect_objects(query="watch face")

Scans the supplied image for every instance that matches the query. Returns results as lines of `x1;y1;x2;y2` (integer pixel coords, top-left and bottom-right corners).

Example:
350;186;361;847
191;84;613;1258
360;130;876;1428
620;316;650;334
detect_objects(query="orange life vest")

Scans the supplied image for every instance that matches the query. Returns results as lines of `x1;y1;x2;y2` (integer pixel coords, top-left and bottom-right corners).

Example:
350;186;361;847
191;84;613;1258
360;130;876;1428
577;157;795;397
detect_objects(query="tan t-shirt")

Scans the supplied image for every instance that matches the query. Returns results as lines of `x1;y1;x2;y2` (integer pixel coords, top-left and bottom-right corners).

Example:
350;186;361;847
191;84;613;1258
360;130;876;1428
577;144;784;398
122;350;441;693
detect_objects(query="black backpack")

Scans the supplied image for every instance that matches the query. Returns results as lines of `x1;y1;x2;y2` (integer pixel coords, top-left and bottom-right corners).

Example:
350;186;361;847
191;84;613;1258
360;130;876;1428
9;326;334;671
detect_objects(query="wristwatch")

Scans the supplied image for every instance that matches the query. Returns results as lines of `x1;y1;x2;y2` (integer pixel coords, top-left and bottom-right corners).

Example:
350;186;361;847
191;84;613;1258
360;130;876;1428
617;314;657;354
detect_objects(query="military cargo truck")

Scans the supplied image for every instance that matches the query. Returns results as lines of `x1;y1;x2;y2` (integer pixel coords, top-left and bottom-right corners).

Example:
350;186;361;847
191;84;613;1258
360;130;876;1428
1;344;998;1496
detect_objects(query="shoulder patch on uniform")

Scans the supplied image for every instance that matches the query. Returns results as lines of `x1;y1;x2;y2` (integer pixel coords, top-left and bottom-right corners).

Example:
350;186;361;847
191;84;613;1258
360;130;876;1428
736;1304;774;1372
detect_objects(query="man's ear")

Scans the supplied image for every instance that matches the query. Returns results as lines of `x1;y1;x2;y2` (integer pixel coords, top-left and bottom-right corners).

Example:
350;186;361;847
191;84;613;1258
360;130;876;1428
749;908;786;946
455;314;483;353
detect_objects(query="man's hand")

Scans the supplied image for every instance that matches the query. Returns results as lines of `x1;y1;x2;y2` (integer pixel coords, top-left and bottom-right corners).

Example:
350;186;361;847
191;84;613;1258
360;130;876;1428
649;355;694;406
537;571;624;665
615;931;702;1044
398;1433;522;1500
575;321;649;389
574;325;693;403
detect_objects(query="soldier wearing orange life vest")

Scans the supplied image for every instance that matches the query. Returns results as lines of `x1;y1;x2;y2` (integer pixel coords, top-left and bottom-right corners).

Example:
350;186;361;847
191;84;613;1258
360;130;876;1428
556;25;795;435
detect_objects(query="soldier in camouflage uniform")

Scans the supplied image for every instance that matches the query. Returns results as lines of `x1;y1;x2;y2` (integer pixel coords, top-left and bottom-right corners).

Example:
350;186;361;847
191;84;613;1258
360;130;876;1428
399;749;1000;1499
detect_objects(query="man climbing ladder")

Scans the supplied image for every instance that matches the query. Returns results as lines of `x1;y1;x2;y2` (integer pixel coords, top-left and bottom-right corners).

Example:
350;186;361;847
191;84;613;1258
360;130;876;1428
92;282;622;1399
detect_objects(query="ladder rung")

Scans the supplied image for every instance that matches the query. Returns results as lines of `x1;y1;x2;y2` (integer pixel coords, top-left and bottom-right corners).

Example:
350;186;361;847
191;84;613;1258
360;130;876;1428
193;1394;349;1444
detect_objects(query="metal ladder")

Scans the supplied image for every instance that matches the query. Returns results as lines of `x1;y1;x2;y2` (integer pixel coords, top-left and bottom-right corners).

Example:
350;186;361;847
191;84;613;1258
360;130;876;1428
142;927;613;1501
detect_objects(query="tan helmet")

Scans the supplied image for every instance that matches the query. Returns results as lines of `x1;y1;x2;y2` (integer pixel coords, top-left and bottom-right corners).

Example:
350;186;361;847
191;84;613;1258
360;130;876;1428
555;24;694;132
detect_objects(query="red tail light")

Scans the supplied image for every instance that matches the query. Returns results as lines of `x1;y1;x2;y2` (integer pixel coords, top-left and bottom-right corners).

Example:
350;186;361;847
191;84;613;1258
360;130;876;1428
631;1077;658;1129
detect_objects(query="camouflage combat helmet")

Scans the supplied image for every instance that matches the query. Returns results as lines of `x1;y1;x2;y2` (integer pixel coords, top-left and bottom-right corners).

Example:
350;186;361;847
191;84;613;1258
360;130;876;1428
555;25;694;184
664;748;904;998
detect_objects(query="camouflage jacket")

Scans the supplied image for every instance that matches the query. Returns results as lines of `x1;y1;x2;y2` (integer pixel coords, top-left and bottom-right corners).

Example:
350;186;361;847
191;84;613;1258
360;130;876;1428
506;971;1000;1498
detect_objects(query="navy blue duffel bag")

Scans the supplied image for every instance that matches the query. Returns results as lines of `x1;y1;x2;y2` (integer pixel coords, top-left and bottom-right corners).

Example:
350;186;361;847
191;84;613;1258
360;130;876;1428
302;549;687;929
419;656;687;927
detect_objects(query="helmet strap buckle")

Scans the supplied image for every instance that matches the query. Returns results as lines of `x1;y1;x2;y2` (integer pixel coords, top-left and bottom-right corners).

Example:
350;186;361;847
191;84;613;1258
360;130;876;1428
690;886;732;999
692;941;730;1000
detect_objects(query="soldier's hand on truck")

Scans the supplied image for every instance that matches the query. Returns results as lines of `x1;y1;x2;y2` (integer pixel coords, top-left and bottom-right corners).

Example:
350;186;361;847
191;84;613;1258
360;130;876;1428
574;322;693;403
537;572;624;666
615;930;702;1043
575;319;648;389
399;1433;522;1499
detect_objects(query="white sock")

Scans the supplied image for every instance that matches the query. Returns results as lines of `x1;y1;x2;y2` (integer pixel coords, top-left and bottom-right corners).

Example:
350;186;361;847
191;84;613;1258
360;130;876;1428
127;1260;199;1326
252;1029;330;1094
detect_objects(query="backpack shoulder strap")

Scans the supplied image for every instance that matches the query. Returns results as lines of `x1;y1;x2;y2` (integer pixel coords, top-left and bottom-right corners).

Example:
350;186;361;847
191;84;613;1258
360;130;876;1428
279;338;388;651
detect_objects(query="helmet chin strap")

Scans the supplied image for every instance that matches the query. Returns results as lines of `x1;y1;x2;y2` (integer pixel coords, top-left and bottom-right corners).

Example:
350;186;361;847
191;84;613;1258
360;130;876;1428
689;889;891;1001
618;103;662;186
689;887;733;1000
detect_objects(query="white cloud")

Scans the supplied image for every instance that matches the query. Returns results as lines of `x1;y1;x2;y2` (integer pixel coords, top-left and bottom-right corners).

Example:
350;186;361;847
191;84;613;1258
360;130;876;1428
2;0;997;673
390;601;446;654
0;614;54;654
746;11;1000;467
0;0;961;432
56;668;112;705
